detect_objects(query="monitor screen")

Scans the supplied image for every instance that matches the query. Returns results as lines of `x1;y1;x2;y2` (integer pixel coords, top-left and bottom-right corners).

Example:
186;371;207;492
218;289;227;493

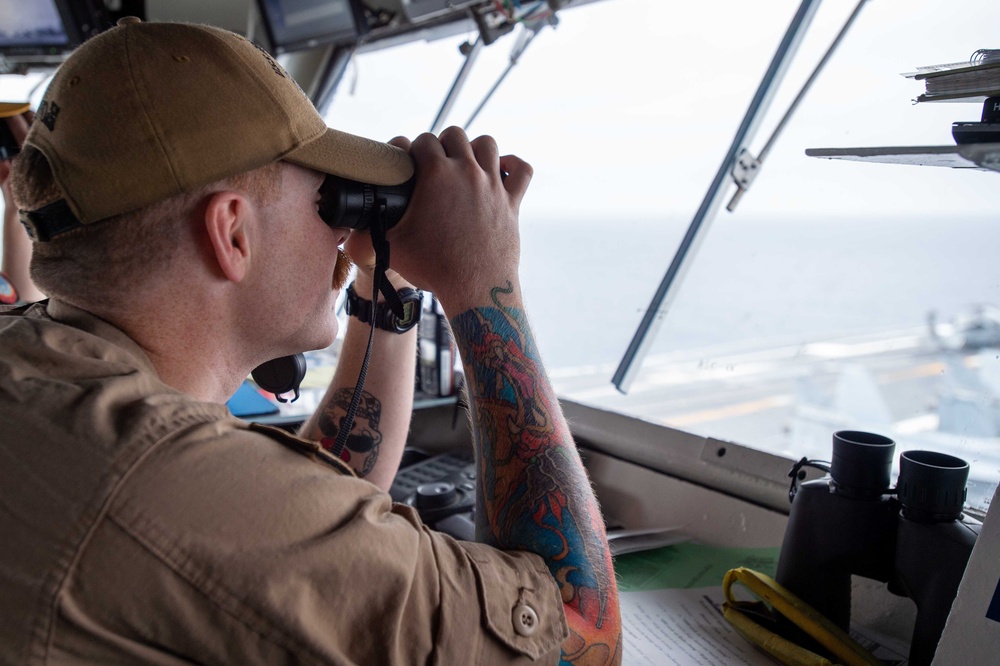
257;0;365;54
0;0;71;55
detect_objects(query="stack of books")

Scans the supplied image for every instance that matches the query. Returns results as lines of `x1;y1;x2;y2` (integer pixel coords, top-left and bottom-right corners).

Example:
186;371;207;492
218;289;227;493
905;49;1000;103
905;49;1000;144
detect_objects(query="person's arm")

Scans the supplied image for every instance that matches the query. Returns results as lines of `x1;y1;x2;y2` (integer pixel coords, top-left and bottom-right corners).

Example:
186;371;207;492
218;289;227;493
451;283;623;664
298;267;417;492
388;127;622;665
1;113;45;303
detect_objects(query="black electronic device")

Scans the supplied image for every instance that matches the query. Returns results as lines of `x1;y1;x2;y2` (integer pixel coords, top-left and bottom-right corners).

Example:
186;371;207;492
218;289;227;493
251;353;307;402
389;451;477;541
775;431;981;666
254;0;368;55
952;122;1000;144
952;95;1000;144
0;0;111;63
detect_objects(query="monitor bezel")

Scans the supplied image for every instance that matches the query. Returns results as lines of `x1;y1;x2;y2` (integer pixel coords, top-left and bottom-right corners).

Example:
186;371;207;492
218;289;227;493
253;0;369;55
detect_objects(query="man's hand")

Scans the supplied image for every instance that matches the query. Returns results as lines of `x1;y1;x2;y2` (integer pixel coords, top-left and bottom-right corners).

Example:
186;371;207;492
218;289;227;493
383;127;532;317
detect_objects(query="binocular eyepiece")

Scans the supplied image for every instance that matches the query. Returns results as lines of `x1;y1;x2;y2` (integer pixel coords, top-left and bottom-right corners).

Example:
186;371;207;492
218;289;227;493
828;430;969;521
318;175;415;231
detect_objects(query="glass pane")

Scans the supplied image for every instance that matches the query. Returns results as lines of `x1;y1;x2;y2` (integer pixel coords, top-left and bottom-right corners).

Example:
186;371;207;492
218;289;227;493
324;0;1000;511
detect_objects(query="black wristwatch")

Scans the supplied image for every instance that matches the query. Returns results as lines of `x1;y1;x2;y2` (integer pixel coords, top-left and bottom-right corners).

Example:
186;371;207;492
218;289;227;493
345;281;423;333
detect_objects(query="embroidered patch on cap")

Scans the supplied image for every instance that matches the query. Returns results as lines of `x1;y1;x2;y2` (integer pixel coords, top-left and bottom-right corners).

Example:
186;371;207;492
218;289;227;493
37;101;60;131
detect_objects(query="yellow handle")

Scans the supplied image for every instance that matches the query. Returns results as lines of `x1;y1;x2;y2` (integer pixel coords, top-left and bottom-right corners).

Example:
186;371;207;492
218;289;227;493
722;602;836;666
722;567;883;666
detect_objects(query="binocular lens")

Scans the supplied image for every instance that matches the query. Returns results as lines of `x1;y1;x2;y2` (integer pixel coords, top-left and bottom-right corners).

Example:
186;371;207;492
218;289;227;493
830;430;895;498
897;450;969;522
318;175;414;231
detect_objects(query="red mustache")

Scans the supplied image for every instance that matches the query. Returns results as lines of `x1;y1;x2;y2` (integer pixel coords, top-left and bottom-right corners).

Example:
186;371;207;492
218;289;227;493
333;249;353;290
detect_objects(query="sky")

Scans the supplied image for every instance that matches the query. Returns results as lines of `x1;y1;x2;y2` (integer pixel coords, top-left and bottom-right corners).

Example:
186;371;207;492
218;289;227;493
323;0;1000;221
2;0;998;223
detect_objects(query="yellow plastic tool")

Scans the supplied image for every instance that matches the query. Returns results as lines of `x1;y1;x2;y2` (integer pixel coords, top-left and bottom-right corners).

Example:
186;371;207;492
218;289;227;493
722;567;884;666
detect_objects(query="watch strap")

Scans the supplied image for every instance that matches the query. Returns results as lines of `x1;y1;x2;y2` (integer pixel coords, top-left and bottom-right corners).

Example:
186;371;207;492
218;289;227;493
345;281;422;333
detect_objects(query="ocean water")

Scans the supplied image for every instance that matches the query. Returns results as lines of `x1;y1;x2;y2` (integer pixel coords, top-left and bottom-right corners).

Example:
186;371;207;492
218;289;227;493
518;214;1000;372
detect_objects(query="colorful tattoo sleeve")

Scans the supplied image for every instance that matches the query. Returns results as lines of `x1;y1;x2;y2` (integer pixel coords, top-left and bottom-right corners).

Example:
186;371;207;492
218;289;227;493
449;282;622;665
317;388;383;478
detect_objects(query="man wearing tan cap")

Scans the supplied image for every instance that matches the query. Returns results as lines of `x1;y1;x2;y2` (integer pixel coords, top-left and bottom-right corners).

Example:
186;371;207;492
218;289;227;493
0;18;621;666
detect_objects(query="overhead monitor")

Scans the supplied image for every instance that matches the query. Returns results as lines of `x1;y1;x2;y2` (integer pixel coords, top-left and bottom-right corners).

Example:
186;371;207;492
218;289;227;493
0;0;110;63
256;0;368;55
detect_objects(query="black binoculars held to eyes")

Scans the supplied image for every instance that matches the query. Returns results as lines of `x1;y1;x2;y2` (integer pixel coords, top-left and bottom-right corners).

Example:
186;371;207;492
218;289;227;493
318;175;415;231
319;169;506;231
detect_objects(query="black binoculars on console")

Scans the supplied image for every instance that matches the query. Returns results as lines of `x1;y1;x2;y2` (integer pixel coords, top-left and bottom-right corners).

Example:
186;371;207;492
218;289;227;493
775;430;981;666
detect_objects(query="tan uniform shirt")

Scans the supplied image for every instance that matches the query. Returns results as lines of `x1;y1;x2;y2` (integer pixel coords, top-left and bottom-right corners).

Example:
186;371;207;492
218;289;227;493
0;300;566;664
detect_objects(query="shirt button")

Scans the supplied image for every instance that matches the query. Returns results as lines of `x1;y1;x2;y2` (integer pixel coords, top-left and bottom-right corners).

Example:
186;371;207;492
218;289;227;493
512;604;539;637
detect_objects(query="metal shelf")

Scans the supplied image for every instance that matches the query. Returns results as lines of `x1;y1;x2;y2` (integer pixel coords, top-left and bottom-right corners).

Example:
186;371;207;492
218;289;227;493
806;143;1000;172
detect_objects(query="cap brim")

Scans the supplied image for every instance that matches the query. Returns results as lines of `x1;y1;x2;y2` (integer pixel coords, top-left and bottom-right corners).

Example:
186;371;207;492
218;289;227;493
0;102;30;118
285;128;414;186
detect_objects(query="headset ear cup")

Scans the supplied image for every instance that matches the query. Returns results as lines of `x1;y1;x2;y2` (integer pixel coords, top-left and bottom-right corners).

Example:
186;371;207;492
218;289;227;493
251;353;307;402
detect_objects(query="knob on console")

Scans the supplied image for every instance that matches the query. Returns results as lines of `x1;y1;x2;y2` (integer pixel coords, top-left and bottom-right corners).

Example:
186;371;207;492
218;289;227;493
415;482;458;510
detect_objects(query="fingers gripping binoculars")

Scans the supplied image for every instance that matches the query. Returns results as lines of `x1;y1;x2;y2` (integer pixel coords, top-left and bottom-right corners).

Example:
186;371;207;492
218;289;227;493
775;431;981;666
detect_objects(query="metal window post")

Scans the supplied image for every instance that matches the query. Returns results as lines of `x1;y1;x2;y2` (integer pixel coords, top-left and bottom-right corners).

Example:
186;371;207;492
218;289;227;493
612;0;825;393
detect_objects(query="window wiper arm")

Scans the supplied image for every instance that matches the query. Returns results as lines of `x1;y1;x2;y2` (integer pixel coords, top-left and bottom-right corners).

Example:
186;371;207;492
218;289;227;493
612;0;827;394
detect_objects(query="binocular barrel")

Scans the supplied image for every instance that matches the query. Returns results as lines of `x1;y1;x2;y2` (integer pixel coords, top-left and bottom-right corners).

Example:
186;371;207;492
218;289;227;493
318;169;505;232
318;175;415;231
776;431;979;666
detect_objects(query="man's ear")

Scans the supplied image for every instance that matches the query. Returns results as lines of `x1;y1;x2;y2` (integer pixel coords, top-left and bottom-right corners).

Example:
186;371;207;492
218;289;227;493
203;191;252;283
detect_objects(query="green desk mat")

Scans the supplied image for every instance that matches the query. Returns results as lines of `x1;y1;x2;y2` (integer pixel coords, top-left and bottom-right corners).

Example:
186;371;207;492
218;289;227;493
615;542;780;592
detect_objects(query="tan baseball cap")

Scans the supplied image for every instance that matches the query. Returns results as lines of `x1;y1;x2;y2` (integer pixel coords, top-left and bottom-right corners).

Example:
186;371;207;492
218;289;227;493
23;17;414;232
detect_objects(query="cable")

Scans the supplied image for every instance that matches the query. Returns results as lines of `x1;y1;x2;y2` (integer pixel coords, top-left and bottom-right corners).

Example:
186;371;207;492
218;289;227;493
330;207;392;459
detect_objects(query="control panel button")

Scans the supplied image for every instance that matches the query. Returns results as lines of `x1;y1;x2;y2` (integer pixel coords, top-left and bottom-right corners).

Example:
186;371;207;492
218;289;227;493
414;482;458;510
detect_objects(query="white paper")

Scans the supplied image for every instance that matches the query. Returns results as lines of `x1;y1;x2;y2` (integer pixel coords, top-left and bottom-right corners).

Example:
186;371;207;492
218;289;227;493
620;586;910;666
620;587;779;665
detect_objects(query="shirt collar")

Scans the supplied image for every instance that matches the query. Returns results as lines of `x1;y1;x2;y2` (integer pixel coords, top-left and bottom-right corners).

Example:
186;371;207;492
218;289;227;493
45;298;160;377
